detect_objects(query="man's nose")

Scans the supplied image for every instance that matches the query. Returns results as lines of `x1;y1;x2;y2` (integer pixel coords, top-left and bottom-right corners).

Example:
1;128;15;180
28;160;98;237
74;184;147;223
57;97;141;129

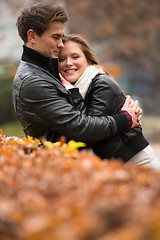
58;38;64;48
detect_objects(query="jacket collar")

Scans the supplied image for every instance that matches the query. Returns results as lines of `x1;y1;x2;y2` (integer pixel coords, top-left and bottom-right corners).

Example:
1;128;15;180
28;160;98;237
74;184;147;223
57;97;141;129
21;45;60;80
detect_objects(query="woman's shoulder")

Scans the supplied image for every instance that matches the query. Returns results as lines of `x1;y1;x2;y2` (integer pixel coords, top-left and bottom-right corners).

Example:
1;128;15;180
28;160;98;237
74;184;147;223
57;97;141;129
93;74;121;88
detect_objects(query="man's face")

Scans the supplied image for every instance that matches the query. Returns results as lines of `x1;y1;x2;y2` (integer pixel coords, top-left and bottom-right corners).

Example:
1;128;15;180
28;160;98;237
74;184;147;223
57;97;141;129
31;21;64;58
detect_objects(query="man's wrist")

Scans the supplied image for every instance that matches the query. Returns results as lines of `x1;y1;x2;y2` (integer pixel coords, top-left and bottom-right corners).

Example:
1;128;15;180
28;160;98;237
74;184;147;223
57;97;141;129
120;110;132;128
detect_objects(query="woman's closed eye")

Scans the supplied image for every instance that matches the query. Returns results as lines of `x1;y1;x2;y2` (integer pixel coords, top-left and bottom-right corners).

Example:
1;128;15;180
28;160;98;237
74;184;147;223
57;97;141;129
73;55;79;59
59;57;65;62
59;55;79;62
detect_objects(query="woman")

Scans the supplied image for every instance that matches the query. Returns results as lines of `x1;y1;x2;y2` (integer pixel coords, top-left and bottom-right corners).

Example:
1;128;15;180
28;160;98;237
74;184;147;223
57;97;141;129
59;34;160;168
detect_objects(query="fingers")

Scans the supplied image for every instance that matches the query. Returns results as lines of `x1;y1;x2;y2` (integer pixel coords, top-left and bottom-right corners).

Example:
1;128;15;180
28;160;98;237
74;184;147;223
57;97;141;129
59;73;64;81
131;111;142;128
129;99;135;108
132;100;139;110
123;96;139;110
138;120;142;127
131;119;141;128
135;106;140;114
135;107;143;115
137;115;142;126
122;95;131;109
137;114;142;121
135;106;143;115
122;96;143;128
131;99;143;120
125;95;131;106
59;73;70;85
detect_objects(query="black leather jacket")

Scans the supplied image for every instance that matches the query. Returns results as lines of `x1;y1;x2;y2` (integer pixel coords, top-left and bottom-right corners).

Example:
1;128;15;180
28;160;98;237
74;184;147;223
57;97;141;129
71;74;148;161
12;45;129;145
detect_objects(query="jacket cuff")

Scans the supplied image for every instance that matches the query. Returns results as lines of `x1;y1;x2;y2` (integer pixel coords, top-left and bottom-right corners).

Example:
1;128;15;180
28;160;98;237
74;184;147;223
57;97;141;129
120;110;133;128
113;112;130;134
65;85;75;90
68;88;83;100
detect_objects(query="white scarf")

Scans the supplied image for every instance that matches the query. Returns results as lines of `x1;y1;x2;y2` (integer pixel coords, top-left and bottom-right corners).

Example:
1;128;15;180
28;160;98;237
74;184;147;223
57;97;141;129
74;65;105;99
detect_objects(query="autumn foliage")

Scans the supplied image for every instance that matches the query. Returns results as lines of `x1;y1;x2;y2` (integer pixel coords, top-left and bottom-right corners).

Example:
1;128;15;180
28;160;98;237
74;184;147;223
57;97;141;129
0;129;160;240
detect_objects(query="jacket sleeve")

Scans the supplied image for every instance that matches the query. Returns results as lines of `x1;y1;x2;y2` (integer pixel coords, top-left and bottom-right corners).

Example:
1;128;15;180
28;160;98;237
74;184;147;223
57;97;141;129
85;75;124;116
69;75;129;136
68;88;85;111
20;76;128;144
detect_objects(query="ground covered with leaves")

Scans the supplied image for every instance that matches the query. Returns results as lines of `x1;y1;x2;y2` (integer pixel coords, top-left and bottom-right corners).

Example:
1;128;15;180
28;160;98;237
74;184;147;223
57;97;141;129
0;129;160;240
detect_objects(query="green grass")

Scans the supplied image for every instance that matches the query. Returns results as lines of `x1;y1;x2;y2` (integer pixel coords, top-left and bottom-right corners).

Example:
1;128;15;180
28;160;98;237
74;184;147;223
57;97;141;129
0;120;24;137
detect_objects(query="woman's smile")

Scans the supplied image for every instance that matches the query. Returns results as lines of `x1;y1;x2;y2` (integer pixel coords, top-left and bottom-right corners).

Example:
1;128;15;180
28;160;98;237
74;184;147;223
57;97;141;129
59;41;89;82
64;68;77;73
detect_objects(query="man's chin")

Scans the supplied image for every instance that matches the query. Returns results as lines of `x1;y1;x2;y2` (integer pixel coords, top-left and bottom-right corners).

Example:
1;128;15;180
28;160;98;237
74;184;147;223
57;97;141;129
52;52;59;58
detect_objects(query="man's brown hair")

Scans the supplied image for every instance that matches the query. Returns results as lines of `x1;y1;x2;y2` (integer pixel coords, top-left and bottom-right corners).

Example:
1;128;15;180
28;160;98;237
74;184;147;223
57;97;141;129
16;2;69;43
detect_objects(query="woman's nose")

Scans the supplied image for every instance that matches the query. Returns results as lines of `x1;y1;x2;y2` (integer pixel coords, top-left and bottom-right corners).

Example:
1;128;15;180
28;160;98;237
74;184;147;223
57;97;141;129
66;58;72;65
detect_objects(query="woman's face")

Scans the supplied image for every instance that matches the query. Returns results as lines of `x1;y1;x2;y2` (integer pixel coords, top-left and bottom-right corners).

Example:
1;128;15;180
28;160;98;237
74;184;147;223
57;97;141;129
59;41;89;83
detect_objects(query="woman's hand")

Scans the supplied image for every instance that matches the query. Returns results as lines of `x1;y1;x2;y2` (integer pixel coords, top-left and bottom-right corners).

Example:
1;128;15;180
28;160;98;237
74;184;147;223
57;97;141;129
122;96;143;128
59;73;72;86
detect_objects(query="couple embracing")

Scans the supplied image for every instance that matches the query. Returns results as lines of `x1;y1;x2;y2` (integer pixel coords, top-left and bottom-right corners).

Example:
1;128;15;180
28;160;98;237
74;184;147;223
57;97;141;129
13;2;160;169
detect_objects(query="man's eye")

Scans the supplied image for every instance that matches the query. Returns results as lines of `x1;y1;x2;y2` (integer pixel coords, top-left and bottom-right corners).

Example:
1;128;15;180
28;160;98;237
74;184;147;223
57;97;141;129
52;35;61;40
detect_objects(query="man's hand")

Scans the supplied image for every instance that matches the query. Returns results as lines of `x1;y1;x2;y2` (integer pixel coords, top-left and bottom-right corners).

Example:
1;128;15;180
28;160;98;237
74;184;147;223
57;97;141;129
122;96;142;128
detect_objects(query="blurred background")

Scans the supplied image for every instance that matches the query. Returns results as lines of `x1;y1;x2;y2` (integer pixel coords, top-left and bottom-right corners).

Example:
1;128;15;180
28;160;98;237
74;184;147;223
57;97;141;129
0;0;160;146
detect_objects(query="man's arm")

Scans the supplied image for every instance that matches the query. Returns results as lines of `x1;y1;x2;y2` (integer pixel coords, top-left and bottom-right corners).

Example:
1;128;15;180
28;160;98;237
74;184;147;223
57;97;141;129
66;76;142;130
20;77;135;144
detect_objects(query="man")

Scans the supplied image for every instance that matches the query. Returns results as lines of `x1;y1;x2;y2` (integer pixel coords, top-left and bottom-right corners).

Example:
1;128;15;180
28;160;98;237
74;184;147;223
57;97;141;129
13;2;141;145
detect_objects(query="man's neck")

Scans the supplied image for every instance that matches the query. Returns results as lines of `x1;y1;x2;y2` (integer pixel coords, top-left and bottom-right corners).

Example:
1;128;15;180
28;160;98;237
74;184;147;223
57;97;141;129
22;45;60;80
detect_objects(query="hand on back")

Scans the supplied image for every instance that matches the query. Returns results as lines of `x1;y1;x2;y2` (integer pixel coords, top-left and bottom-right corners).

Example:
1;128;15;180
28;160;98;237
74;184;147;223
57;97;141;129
122;96;142;128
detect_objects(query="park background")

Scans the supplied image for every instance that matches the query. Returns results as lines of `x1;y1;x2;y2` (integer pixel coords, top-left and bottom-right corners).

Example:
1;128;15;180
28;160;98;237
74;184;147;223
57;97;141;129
1;2;160;239
0;0;160;153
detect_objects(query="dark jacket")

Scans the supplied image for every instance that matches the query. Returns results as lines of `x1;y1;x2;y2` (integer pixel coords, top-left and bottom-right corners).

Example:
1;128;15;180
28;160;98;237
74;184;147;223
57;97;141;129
12;45;129;145
71;74;148;162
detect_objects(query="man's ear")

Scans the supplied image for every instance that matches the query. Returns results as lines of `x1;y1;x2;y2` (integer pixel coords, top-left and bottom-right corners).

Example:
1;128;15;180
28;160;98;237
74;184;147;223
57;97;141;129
27;29;37;44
